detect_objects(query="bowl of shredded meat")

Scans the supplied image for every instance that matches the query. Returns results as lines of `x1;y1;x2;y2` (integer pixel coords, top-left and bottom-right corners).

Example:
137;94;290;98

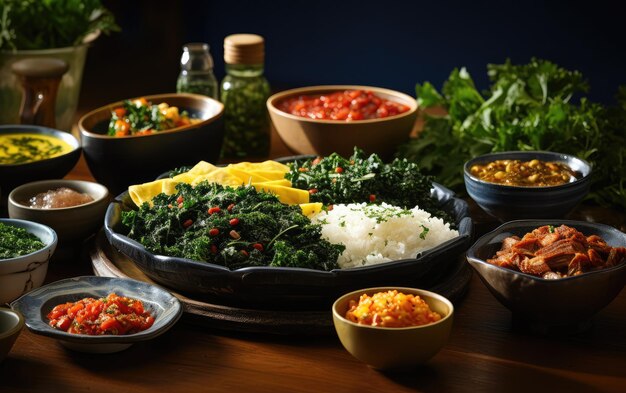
466;220;626;332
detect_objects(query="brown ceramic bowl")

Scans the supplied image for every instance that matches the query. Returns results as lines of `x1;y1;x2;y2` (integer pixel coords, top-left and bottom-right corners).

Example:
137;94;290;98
79;93;224;195
267;85;418;159
8;180;109;244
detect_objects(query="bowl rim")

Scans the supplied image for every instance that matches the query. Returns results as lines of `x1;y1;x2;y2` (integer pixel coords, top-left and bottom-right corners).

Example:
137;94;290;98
78;92;225;140
0;218;58;262
466;219;626;283
463;150;592;190
9;275;183;344
267;85;418;125
332;286;454;331
8;179;110;211
0;125;81;168
0;307;24;340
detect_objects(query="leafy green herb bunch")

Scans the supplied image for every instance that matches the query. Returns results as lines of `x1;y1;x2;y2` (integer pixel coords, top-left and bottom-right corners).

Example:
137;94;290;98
397;58;626;210
0;0;119;50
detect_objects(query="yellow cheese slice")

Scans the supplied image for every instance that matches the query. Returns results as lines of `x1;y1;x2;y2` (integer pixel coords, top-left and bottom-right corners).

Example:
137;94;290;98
127;160;304;206
299;202;323;216
129;179;181;206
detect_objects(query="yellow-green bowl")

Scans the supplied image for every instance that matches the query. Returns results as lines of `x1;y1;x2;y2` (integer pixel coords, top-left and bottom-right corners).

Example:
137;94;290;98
332;287;454;369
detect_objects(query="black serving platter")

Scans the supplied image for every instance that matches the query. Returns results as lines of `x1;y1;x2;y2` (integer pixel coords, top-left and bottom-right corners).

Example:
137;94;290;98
103;157;473;309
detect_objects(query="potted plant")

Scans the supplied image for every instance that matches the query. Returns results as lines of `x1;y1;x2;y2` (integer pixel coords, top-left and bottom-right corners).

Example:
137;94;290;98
0;0;119;131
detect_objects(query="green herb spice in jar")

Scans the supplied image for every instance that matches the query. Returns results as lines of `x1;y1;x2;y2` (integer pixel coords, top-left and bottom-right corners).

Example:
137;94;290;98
220;34;271;159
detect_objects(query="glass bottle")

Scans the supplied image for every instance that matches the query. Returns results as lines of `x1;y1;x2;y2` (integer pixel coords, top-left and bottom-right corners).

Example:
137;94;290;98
176;43;218;99
220;34;270;158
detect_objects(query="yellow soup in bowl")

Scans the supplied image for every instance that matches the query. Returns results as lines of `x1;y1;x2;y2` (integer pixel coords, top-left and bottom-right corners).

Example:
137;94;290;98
0;133;73;165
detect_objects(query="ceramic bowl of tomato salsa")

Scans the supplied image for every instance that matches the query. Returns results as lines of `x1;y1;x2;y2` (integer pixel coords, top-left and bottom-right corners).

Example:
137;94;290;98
10;276;182;353
267;85;418;159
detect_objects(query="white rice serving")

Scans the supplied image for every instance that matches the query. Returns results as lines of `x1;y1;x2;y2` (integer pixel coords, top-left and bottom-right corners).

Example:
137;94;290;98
310;202;459;268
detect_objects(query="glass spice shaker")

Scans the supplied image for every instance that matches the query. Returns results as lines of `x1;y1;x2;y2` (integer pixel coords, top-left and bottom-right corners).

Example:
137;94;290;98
220;34;271;159
176;42;218;99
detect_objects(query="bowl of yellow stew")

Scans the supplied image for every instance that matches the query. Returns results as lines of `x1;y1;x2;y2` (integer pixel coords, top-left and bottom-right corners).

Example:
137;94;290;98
464;151;592;221
79;93;224;195
0;125;81;201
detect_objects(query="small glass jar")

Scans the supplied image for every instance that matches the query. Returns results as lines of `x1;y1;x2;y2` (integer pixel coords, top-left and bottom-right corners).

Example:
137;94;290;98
176;43;218;99
220;34;270;158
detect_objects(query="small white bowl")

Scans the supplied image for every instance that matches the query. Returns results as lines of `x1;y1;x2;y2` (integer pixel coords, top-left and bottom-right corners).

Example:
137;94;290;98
0;218;57;305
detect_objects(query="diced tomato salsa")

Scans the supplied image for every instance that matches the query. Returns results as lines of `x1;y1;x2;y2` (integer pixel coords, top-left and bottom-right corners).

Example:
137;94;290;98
277;90;410;121
47;293;155;335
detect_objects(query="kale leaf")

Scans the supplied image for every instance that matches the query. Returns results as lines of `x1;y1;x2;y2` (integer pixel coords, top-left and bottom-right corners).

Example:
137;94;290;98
121;183;344;271
285;147;453;224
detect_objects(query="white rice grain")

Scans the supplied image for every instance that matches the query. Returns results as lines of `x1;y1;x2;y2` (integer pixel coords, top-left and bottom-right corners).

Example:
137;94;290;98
310;203;458;268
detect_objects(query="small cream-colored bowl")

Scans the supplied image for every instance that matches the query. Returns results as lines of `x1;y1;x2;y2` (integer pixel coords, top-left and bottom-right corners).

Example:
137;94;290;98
267;85;418;159
0;218;57;304
332;287;454;369
0;308;24;362
8;180;109;244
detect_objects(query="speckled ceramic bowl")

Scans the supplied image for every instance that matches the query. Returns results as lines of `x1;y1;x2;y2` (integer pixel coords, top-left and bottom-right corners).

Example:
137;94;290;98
10;276;182;353
332;287;454;369
464;151;592;221
466;220;626;332
0;218;57;305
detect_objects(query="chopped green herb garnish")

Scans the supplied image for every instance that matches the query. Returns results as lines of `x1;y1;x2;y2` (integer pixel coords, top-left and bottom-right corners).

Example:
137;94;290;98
0;222;45;259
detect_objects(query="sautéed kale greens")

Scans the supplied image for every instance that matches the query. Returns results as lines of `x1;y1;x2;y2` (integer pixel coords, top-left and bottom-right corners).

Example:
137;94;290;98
397;58;626;210
285;148;454;225
121;183;343;271
0;222;45;259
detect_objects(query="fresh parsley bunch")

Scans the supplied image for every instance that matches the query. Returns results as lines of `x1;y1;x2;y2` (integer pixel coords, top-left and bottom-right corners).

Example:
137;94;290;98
0;0;119;50
397;58;626;210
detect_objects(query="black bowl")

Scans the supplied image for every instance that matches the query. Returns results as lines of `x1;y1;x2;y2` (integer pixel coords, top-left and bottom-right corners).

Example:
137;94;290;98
0;125;81;198
466;220;626;332
464;151;591;221
79;93;224;196
104;183;473;309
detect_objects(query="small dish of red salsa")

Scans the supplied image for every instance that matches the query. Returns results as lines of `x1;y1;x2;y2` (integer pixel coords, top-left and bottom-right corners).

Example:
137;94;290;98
47;293;155;335
277;90;410;121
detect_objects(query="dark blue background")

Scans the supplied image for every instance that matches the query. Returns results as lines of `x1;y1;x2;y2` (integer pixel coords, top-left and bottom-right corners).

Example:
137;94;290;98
182;0;626;103
86;0;626;105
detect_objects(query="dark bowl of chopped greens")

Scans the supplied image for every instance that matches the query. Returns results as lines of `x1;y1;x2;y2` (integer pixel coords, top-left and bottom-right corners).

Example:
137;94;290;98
0;218;57;305
0;125;81;202
103;150;473;309
79;93;224;196
464;151;592;221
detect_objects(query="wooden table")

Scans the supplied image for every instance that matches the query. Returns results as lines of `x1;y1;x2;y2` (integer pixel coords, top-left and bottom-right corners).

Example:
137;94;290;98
2;137;625;393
